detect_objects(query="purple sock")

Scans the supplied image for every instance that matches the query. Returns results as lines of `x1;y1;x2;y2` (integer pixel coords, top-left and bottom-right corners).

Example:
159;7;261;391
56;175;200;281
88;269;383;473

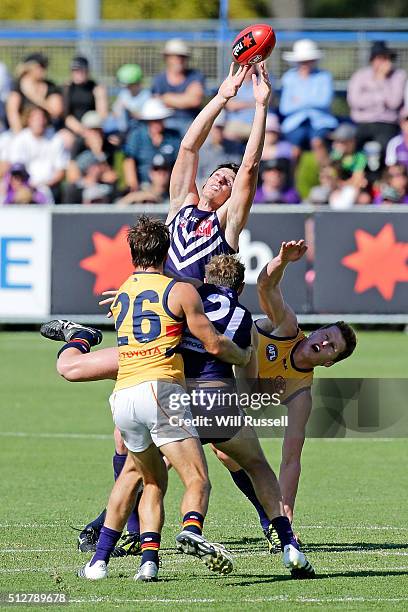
113;452;127;480
84;509;106;532
229;469;270;530
127;490;141;534
89;526;121;566
113;453;140;534
140;532;160;565
271;516;298;550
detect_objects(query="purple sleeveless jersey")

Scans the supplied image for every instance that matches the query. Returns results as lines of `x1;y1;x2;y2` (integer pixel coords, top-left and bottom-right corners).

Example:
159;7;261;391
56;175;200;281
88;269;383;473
179;283;252;381
165;205;235;281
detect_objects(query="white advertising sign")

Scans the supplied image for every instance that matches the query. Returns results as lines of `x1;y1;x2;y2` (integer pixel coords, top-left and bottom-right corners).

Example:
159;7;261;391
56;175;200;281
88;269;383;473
0;207;51;317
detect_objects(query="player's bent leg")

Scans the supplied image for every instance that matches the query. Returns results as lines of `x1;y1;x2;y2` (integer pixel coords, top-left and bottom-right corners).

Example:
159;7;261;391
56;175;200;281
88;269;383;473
58;347;118;382
215;425;283;519
210;445;241;471
40;318;119;382
104;453;143;532
160;437;210;518
127;444;168;582
215;426;315;578
161;438;233;575
78;454;143;581
211;444;274;549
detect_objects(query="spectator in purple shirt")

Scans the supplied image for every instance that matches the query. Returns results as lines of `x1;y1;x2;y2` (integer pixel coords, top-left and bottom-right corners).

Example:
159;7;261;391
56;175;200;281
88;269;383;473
385;107;408;169
347;41;407;153
0;162;52;204
254;158;300;204
151;38;205;137
374;164;408;204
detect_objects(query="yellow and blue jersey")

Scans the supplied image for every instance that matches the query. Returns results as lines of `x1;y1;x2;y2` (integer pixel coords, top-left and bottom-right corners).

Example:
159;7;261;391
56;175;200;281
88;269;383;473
256;321;314;403
111;272;185;391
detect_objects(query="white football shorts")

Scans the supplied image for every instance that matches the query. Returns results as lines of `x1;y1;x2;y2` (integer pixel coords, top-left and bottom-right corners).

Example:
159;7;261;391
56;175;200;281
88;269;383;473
109;380;198;453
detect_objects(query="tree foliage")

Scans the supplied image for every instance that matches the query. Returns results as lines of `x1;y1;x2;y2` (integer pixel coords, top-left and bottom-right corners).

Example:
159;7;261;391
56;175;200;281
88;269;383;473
0;0;406;20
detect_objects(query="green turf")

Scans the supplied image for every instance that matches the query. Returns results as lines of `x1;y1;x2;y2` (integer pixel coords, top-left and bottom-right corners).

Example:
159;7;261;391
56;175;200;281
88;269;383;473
0;332;407;611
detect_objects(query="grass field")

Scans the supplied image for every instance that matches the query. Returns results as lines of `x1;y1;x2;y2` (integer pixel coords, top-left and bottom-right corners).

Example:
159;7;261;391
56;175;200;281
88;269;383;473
0;331;407;611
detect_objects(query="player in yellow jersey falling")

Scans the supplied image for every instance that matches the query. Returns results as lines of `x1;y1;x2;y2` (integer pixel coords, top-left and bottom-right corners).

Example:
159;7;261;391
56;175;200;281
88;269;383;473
214;240;357;551
67;216;250;581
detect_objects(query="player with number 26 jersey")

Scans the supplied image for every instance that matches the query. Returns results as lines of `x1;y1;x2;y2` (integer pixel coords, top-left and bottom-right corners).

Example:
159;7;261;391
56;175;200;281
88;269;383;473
111;273;185;392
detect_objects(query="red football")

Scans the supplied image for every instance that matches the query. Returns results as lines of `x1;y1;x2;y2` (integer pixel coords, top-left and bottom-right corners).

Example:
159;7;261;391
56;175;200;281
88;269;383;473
231;24;276;65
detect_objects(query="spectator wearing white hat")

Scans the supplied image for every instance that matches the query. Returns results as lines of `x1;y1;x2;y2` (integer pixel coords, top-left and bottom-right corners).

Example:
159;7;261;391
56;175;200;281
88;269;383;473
151;38;205;137
123;97;181;192
279;39;337;162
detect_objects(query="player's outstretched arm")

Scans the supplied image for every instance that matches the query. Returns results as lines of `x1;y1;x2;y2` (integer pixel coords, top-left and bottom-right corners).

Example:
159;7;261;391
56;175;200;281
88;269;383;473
169;282;251;367
280;389;312;522
257;240;307;336
167;63;249;223
220;62;272;250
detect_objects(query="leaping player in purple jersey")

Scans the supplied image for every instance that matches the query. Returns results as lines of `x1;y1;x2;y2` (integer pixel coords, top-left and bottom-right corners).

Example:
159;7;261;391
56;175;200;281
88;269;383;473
40;62;272;556
164;60;271;280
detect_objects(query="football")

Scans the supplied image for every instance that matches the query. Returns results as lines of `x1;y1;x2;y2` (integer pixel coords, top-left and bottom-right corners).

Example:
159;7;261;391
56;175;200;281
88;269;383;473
231;24;276;65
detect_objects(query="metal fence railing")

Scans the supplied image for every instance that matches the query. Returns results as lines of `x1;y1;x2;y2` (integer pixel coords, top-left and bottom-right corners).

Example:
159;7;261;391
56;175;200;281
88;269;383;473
0;19;408;91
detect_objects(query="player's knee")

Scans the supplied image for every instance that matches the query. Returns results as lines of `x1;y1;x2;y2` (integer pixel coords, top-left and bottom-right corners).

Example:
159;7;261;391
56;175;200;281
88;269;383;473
245;456;274;480
56;360;81;382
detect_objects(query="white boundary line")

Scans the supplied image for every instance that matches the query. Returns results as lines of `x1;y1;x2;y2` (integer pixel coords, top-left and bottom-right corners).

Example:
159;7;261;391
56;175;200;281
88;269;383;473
1;522;407;531
66;596;408;604
0;431;403;442
0;432;111;440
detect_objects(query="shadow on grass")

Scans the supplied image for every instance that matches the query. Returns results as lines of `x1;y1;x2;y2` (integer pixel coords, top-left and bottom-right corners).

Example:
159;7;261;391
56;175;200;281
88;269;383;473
303;541;408;553
228;568;408;587
220;536;408;554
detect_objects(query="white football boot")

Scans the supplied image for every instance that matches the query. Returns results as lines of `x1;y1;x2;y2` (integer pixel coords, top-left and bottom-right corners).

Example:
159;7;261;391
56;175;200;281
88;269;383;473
77;560;108;580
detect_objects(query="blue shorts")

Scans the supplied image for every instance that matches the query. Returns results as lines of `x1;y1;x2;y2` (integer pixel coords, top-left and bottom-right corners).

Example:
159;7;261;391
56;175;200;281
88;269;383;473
285;119;330;148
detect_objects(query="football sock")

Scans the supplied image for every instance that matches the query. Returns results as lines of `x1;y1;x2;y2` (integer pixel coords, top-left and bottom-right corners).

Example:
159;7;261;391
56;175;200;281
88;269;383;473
182;511;204;536
89;526;121;566
84;509;106;533
57;330;97;357
271;516;298;550
113;452;127;480
229;468;270;530
127;490;141;534
140;532;160;566
113;452;140;535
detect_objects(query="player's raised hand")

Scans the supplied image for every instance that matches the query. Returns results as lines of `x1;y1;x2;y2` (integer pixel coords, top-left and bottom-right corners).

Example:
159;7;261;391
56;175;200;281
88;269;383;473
252;62;272;106
279;240;308;263
218;63;250;101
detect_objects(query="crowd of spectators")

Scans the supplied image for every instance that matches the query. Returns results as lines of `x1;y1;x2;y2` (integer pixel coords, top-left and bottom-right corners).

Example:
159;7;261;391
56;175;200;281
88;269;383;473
1;37;408;207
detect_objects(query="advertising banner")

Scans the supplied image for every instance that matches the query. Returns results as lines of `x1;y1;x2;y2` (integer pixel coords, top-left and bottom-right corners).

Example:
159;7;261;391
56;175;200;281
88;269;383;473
0;207;50;317
314;212;408;314
51;211;308;315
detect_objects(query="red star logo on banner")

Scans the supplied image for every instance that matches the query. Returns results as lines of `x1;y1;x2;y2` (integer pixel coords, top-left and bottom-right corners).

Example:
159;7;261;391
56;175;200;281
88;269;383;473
341;223;408;300
79;226;134;294
243;34;252;48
